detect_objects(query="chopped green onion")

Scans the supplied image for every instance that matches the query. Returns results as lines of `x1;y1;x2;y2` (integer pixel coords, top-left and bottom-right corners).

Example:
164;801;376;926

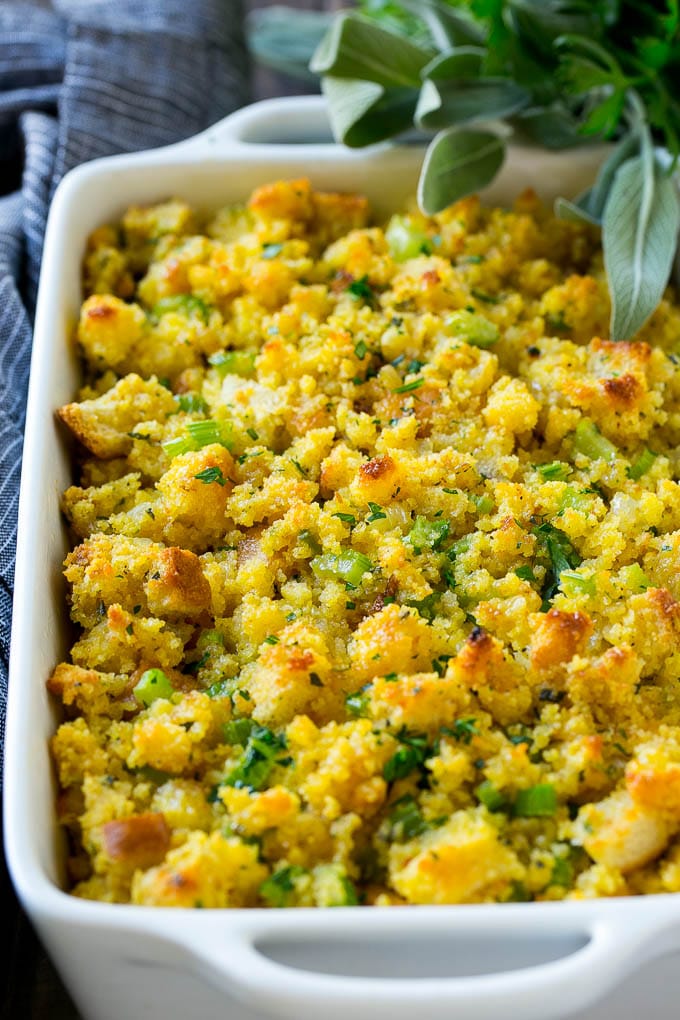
573;420;617;463
246;427;259;441
261;243;284;259
407;516;449;552
354;339;368;359
263;635;280;645
208;350;256;378
178;393;208;414
260;865;307;907
225;725;286;791
385;215;432;262
194;466;226;485
560;570;596;597
133;668;174;707
628;448;657;480
619;563;651;592
152;294;210;323
536;461;572;481
393;377;424;394
311;550;373;587
513;783;557;818
447;309;499;348
475;780;507;813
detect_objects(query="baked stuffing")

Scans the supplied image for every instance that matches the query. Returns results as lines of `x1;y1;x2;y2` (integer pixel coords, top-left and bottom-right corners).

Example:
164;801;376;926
50;178;680;907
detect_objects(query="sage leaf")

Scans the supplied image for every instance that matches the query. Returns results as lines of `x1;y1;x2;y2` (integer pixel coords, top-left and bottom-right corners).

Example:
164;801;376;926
514;105;588;150
416;77;529;130
603;154;680;341
398;0;484;49
554;197;600;226
418;128;505;215
421;48;485;81
246;6;333;81
310;13;433;89
322;77;417;148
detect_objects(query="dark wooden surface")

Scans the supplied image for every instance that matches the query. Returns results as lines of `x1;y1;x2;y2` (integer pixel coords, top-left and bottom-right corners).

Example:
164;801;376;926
2;3;322;1017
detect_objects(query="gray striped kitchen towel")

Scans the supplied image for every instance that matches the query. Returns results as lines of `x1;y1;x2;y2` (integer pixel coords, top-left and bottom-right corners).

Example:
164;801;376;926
0;0;250;765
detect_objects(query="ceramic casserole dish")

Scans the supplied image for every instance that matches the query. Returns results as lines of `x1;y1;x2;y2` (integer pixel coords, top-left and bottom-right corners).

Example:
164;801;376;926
6;95;680;1020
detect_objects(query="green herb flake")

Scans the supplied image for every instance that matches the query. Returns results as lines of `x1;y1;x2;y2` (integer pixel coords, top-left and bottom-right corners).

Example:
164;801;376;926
366;502;387;522
333;512;357;525
393;377;424;394
354;339;368;359
346;275;376;304
194;466;226;486
262;243;284;259
225;725;287;791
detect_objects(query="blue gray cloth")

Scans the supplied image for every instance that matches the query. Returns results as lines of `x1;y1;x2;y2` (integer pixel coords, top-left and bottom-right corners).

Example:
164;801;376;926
0;0;250;759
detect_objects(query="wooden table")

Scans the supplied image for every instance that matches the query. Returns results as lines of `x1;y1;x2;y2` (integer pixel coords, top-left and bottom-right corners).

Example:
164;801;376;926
2;4;321;1015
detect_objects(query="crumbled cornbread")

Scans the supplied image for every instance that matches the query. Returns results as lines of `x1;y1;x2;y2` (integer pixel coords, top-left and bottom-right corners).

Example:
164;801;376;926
51;178;680;907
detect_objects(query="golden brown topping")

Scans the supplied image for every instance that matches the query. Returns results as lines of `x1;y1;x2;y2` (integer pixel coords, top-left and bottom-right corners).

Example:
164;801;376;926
101;813;170;867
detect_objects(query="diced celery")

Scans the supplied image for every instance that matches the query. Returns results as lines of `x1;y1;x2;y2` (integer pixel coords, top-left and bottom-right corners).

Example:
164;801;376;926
177;393;208;414
475;780;507;812
573;419;617;463
627;448;657;480
558;487;594;514
513;783;557;818
162;418;233;458
469;493;495;514
222;718;255;745
385;215;432;262
446;309;499;348
312;864;359;907
209;350;256;378
560;570;596;597
619;563;651;592
152;294;210;323
311;550;373;586
133;668;174;707
536;461;571;481
407;515;450;552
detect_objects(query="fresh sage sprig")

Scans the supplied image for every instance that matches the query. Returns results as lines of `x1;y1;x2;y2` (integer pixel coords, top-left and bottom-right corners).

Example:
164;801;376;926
249;0;680;341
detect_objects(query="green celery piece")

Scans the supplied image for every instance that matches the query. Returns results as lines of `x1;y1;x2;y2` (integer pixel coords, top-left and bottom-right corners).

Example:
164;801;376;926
446;309;499;348
133;668;174;707
513;783;557;818
573;419;617;463
385;215;431;261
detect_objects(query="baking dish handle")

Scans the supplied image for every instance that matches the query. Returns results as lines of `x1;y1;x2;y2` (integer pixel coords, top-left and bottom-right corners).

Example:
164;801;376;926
179;911;678;1020
190;96;335;151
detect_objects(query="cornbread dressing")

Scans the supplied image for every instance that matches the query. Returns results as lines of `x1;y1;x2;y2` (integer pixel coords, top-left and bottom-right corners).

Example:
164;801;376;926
49;178;680;908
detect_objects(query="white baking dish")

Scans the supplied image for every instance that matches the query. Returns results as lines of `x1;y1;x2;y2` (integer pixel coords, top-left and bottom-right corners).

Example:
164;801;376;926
6;95;680;1020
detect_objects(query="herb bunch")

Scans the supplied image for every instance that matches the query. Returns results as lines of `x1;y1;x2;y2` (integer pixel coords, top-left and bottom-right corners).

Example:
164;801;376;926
249;0;680;340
